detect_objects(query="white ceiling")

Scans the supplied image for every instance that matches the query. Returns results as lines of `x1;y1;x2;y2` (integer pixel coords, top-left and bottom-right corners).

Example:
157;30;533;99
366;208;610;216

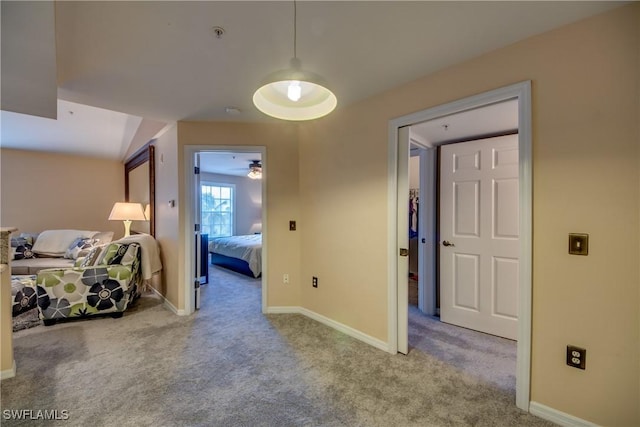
411;99;519;146
0;1;626;159
200;151;262;177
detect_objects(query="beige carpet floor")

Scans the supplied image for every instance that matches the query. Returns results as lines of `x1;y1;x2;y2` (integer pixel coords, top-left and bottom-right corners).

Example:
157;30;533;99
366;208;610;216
0;265;553;426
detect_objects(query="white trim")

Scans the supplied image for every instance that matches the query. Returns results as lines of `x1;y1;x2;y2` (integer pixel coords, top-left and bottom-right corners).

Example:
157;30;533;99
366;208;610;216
0;360;16;380
387;81;533;411
266;306;389;352
515;81;533;412
266;306;301;314
387;121;400;354
529;402;600;427
148;287;187;315
184;145;268;316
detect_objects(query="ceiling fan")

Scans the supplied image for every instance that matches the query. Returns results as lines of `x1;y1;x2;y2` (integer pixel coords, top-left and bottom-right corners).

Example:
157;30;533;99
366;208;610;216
247;160;262;180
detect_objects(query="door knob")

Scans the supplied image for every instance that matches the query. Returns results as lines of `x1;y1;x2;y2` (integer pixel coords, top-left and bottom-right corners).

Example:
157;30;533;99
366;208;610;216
442;240;455;247
421;238;426;244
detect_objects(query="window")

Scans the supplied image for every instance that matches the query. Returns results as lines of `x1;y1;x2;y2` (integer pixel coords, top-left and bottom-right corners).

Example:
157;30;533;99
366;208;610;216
201;183;235;238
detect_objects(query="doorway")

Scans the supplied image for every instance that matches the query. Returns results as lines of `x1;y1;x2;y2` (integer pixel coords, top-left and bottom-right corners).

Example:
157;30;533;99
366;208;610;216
388;81;532;410
184;145;268;315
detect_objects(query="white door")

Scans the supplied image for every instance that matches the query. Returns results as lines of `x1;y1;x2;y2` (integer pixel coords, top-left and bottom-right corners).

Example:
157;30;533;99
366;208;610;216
397;126;410;354
440;134;519;340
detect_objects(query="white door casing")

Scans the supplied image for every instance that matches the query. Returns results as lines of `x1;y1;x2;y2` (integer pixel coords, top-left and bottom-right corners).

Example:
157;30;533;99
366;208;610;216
184;145;268;316
388;81;531;411
440;134;519;340
396;126;410;355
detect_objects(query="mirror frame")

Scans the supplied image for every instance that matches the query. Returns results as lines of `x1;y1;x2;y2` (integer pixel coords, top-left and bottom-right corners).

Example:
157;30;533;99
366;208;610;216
124;143;155;236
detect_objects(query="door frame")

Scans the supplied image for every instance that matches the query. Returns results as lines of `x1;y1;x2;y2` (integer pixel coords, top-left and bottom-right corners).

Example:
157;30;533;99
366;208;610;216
183;145;268;315
387;81;532;411
409;138;437;316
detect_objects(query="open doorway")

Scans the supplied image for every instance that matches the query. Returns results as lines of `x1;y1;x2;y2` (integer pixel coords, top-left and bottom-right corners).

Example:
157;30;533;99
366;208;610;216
390;81;532;410
184;145;267;316
406;126;520;394
408;99;519;334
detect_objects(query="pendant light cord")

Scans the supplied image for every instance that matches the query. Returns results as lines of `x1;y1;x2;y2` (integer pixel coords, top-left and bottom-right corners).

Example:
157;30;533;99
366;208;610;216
293;0;297;59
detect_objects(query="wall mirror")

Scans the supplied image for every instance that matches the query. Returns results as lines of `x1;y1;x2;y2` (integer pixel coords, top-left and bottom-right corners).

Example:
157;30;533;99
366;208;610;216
125;143;155;236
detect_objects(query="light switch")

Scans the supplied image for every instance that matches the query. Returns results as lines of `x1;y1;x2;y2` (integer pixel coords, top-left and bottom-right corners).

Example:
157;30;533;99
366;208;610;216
569;233;588;256
289;220;296;231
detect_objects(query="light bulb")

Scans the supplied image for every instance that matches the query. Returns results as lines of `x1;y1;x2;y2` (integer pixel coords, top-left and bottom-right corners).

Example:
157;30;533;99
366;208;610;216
287;81;302;102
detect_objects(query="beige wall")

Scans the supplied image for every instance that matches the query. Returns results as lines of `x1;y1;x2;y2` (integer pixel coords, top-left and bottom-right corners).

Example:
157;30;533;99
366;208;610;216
152;125;180;304
0;149;123;236
299;4;639;426
177;121;301;308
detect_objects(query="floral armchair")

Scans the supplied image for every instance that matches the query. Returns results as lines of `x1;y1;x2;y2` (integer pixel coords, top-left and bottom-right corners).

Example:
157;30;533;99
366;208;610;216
35;242;142;325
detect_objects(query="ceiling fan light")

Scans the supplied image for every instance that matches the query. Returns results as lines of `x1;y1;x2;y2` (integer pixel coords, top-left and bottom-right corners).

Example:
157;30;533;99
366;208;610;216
247;169;262;180
247;160;262;179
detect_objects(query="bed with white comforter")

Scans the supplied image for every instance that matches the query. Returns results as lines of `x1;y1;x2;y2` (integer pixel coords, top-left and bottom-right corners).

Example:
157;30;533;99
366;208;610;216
208;234;262;278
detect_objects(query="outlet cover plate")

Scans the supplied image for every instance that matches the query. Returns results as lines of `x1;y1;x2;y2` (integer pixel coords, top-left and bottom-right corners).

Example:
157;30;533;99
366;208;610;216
566;345;586;370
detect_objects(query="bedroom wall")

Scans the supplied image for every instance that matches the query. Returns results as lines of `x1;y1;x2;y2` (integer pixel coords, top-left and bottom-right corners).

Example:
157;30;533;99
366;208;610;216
152;124;181;307
298;4;639;426
0;149;123;236
200;172;262;236
177;121;300;308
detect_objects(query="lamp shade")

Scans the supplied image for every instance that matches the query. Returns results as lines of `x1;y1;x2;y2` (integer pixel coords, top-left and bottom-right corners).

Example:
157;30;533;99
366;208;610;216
253;60;337;121
108;202;146;221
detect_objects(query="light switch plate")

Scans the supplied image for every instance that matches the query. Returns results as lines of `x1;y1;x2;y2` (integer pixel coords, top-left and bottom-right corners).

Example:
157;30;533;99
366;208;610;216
569;233;588;255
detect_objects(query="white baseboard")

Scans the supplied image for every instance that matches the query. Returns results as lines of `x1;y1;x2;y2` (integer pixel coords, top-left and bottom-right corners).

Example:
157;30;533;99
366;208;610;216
265;306;301;314
0;361;16;380
529;401;599;427
147;287;186;316
266;306;389;352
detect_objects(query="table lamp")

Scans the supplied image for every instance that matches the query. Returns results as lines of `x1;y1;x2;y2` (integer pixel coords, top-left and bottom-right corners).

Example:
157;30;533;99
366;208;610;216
108;202;146;237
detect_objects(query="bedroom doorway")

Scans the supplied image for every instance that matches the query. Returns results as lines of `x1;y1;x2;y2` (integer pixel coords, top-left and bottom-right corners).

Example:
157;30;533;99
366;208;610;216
389;81;532;410
184;146;267;315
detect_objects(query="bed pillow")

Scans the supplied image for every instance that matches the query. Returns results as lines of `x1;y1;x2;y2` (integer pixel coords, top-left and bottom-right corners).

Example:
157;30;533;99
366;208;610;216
32;229;97;257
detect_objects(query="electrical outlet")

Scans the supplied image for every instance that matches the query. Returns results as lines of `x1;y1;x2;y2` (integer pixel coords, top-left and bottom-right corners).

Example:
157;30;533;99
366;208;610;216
312;277;318;288
283;274;289;284
566;345;586;370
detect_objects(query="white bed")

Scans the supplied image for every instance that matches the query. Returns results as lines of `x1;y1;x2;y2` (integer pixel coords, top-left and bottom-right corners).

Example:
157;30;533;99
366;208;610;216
208;234;262;278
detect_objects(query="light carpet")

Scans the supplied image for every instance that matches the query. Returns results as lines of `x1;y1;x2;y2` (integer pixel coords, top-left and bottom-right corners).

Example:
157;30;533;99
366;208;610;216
1;266;553;426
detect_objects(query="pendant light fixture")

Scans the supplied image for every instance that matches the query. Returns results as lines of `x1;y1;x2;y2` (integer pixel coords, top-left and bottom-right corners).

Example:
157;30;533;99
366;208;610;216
253;1;337;121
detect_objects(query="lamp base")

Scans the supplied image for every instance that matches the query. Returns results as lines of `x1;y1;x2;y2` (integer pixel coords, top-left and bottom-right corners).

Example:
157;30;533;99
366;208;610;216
123;220;132;238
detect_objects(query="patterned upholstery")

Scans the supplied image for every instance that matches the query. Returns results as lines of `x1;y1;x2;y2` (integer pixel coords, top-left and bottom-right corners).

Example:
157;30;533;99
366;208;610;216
11;275;38;316
35;242;142;324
